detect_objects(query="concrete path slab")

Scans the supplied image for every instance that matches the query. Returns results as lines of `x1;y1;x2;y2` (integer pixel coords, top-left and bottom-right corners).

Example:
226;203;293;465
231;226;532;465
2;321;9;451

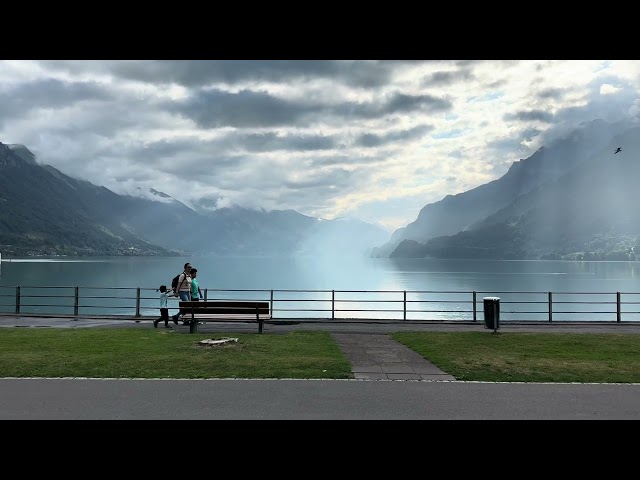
331;333;456;381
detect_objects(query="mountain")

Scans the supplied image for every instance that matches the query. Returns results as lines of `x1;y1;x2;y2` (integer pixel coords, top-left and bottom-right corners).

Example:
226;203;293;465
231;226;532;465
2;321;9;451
7;144;37;165
0;143;173;257
0;143;388;257
372;119;624;258
390;123;640;260
123;203;388;257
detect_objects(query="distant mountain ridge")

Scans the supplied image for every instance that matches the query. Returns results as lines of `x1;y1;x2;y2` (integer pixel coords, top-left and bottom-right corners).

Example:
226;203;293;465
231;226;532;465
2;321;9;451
0;143;388;257
0;143;172;256
372;118;623;258
379;119;640;260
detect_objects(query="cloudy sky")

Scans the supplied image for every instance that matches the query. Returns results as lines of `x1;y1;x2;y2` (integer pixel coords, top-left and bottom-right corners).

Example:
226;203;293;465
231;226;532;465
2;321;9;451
1;60;639;231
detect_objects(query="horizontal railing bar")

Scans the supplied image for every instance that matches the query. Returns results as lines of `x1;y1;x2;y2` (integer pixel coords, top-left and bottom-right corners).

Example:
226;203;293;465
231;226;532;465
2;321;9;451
1;286;134;290
553;311;617;314
17;295;135;299
22;305;136;310
77;296;140;300
499;311;549;314
75;306;138;310
272;308;333;312
335;309;406;313
210;289;329;293
12;295;75;299
545;301;617;304
542;292;622;295
408;311;473;314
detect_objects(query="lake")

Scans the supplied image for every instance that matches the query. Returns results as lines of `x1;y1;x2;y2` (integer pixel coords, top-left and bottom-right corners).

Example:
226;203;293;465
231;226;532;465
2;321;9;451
1;256;640;322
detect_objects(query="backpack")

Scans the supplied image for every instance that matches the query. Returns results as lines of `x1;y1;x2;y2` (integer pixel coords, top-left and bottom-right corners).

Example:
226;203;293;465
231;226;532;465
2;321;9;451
171;273;181;293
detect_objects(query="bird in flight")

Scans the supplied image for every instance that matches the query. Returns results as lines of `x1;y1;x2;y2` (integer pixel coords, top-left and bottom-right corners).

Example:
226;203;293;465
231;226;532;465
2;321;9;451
614;147;622;154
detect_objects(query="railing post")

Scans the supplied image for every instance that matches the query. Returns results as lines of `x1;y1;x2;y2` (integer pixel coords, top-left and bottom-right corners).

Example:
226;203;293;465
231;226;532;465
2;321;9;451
270;289;274;320
473;291;477;322
135;288;141;317
403;290;406;320
204;288;208;301
332;290;335;320
548;292;553;323
617;292;621;323
74;287;79;316
15;286;20;314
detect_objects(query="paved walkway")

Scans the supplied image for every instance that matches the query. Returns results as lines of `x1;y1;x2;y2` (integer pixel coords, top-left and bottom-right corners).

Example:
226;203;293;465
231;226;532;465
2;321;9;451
331;333;455;381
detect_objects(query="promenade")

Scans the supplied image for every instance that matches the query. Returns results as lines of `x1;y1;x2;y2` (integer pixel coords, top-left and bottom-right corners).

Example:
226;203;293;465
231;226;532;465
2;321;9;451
1;314;639;419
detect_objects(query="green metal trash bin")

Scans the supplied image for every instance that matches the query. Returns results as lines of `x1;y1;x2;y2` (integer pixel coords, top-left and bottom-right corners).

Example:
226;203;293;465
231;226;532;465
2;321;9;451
483;297;500;330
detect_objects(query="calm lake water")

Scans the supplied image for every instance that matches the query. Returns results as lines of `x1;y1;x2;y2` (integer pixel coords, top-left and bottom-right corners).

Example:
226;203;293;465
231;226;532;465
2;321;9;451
1;256;640;321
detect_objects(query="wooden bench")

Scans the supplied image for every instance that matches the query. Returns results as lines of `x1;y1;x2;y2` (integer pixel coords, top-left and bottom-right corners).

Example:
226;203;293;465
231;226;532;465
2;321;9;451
178;301;271;334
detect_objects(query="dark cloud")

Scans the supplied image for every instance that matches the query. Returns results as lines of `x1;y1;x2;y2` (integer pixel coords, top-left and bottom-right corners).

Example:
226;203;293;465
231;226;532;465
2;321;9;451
521;128;542;142
240;132;337;152
121;127;425;160
422;68;475;87
308;153;388;167
276;167;370;206
153;131;337;156
485;135;525;152
355;125;433;148
382;93;451;115
170;89;452;129
504;109;554;123
40;60;426;89
447;150;465;159
485;127;540;159
537;87;568;99
169;89;307;128
485;79;507;89
89;139;249;180
538;75;638;145
282;173;350;190
0;79;111;124
454;60;477;67
337;93;452;121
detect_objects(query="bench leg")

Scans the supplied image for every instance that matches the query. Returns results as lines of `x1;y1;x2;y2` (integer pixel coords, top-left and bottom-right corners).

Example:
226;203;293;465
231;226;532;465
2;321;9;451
259;320;263;334
190;320;198;334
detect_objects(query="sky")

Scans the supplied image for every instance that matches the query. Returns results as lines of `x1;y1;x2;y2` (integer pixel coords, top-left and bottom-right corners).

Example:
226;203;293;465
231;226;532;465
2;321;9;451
1;60;639;232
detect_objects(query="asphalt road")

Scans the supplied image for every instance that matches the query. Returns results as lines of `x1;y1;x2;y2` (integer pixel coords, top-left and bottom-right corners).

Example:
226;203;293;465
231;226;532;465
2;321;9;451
1;378;639;419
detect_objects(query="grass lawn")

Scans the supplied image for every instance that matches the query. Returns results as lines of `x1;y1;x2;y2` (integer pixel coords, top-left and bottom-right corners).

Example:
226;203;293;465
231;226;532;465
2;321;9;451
0;328;353;379
393;331;640;383
3;328;640;383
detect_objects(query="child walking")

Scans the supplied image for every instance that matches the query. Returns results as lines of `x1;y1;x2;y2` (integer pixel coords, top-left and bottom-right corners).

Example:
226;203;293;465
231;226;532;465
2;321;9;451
154;285;175;328
190;268;204;301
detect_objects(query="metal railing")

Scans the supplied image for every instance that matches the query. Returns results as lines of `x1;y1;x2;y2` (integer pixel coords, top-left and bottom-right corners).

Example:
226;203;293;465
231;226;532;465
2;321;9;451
1;285;640;323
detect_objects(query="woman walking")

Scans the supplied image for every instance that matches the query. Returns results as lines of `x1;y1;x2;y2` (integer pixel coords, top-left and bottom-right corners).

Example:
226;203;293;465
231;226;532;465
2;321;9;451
172;263;192;324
